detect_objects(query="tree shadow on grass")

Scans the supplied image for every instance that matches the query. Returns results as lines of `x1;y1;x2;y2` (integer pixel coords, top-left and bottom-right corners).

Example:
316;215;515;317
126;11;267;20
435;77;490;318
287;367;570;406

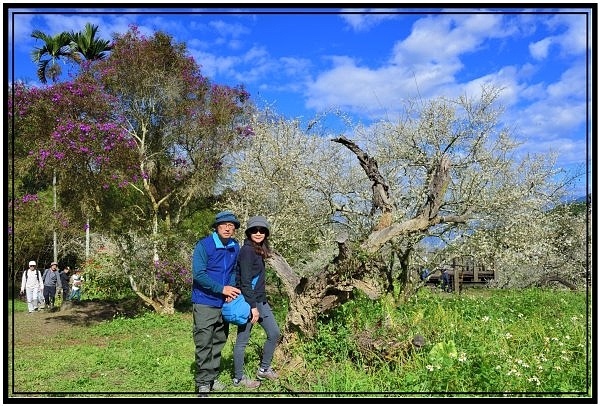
49;297;150;327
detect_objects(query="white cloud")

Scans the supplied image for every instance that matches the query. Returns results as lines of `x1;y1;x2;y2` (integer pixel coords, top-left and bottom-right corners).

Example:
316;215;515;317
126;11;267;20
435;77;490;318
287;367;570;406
208;19;250;39
304;13;517;119
547;13;588;57
506;64;588;164
188;50;239;78
391;14;507;65
9;11;36;44
339;9;399;32
529;37;554;60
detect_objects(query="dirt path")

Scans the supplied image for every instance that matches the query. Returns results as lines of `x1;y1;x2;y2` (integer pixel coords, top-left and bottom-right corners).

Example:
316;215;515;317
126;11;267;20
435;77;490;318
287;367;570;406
10;298;145;345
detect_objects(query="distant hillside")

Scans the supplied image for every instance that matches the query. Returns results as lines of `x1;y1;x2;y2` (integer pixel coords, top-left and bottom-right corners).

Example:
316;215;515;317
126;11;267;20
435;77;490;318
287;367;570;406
562;194;590;204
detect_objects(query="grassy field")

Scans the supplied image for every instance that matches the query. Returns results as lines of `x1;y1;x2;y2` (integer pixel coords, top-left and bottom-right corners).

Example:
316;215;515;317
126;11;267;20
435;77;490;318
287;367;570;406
6;287;593;399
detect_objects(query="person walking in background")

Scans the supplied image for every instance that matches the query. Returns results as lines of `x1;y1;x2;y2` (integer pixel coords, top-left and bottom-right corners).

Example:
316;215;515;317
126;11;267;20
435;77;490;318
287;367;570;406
41;261;62;310
441;268;452;293
69;270;83;301
232;215;281;388
59;266;71;301
20;260;43;313
37;283;45;306
191;211;242;396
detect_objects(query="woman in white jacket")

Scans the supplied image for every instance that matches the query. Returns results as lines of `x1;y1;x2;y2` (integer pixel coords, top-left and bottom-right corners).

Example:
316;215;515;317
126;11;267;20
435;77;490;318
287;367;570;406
20;260;43;313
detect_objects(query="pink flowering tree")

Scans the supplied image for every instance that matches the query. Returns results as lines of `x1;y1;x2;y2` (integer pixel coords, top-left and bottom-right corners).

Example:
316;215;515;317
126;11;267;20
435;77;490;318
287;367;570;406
8;78;135;285
87;26;254;313
10;25;254;314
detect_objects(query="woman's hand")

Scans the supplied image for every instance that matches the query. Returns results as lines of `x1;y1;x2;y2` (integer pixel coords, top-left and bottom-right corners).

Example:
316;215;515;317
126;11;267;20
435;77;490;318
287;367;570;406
250;307;260;323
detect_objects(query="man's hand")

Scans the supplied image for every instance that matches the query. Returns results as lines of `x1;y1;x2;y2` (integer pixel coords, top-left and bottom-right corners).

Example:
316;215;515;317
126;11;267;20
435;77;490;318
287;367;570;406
222;285;241;300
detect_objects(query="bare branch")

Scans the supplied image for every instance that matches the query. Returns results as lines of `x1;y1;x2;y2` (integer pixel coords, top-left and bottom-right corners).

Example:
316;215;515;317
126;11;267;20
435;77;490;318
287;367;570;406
332;135;393;229
417;154;451;220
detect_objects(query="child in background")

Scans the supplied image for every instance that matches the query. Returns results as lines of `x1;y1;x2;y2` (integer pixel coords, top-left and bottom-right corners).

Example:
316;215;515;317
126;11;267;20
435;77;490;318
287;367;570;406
69;270;83;301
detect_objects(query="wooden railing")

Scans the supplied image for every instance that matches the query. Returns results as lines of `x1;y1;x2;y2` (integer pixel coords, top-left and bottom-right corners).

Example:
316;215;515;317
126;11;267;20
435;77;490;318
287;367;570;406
423;259;495;292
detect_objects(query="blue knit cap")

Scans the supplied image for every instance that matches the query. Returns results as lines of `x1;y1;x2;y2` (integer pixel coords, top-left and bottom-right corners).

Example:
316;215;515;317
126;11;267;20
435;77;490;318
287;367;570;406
212;210;240;229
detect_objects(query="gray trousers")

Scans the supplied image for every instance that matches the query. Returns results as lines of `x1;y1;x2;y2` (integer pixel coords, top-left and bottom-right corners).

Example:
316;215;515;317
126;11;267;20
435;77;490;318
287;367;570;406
233;301;281;380
192;304;229;386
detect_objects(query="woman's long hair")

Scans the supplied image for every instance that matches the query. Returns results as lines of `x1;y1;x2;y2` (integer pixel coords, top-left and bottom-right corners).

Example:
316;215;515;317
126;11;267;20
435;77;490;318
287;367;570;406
245;234;272;259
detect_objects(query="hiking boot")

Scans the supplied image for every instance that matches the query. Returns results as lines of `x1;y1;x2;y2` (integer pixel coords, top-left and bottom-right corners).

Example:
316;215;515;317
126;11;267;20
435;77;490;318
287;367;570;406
232;376;261;389
211;380;226;391
196;384;210;397
256;367;279;380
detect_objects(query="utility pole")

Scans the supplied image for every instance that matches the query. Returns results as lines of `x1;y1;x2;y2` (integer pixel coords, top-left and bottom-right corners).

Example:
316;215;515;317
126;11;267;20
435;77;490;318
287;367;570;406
53;169;58;263
85;218;90;259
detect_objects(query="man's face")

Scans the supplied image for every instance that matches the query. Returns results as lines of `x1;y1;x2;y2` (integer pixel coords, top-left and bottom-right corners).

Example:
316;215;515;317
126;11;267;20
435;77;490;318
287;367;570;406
216;222;236;240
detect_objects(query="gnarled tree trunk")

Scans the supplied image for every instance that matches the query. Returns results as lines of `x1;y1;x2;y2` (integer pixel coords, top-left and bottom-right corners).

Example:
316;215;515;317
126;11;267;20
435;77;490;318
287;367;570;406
268;136;463;349
128;275;176;315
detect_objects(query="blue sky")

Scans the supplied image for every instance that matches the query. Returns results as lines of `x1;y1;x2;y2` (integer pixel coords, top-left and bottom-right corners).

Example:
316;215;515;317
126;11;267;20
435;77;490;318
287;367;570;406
6;6;593;197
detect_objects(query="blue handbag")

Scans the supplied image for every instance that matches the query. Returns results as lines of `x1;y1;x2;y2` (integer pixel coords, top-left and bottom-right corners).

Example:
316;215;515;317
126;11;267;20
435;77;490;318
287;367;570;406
221;275;258;325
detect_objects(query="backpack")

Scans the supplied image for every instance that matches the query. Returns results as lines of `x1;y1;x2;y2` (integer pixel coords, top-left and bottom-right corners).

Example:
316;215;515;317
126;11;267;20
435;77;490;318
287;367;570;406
25;269;41;283
222;275;259;326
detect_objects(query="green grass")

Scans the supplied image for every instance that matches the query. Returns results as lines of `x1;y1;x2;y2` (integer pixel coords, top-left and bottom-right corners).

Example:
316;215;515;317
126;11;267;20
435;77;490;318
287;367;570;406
7;288;592;398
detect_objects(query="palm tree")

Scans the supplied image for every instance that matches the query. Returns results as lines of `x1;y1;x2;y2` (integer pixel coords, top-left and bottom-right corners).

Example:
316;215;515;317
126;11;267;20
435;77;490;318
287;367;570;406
66;23;112;258
30;30;72;84
68;23;112;66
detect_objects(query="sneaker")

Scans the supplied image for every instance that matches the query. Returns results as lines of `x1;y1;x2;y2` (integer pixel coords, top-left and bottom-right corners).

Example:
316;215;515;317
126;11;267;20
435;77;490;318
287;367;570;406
196;384;210;397
211;380;226;391
256;367;279;380
232;376;261;389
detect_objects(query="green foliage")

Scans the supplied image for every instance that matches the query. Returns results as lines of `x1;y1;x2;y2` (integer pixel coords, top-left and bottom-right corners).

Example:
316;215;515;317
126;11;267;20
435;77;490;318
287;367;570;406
30;29;72;84
177;207;216;239
552;199;588;217
9;288;590;397
427;340;458;369
153;258;192;303
81;253;131;299
301;288;590;395
301;318;355;364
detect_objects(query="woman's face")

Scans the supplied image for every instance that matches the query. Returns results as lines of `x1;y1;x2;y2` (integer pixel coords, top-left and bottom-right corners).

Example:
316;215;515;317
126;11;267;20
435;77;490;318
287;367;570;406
248;227;268;244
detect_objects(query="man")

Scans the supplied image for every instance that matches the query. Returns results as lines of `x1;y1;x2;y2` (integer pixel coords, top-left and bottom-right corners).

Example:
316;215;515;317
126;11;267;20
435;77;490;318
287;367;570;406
59;266;71;301
20;260;43;313
42;261;62;310
191;211;242;396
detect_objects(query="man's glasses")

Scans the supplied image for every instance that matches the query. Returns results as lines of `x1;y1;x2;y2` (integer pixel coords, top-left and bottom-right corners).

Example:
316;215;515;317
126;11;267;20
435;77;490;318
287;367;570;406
248;227;268;235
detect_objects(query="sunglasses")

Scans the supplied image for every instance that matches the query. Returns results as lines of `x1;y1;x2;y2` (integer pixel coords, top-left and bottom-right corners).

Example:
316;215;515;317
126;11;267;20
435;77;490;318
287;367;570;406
248;227;268;235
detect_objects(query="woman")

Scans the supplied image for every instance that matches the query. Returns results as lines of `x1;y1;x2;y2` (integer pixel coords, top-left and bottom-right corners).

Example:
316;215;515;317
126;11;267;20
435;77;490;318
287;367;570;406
232;216;281;389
